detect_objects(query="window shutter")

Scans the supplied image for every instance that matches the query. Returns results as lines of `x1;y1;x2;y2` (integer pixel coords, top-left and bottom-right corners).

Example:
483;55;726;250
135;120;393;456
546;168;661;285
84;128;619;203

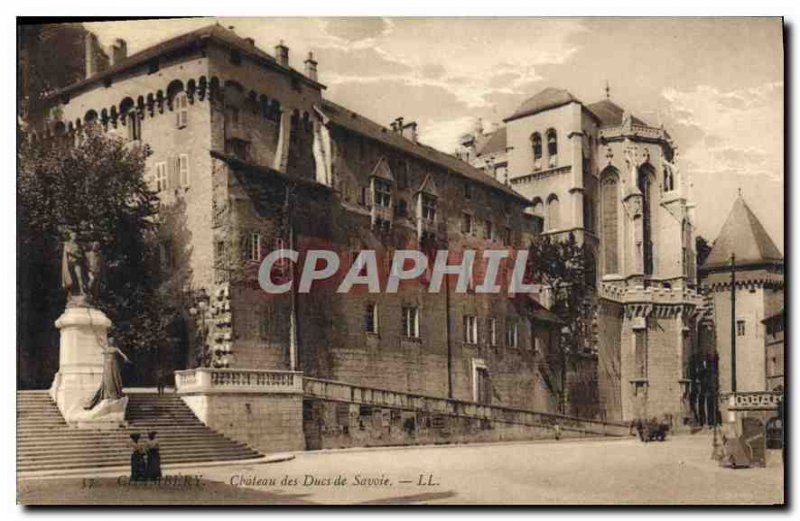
167;156;179;190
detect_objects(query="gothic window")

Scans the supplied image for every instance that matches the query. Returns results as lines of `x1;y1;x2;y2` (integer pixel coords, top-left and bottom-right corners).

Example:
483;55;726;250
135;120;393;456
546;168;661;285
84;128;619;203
546;128;558;167
601;171;620;274
531;132;542;170
638;165;656;277
546;194;560;231
737;320;746;336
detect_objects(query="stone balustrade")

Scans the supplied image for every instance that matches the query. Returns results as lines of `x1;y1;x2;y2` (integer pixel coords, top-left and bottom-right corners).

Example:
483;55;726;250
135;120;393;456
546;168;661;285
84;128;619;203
303;377;629;437
175;368;303;395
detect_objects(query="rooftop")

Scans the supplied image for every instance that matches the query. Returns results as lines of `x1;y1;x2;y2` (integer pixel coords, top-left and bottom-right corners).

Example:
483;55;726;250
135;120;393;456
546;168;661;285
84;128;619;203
319;99;529;204
585;99;648;128
702;196;783;270
504;87;580;123
45;24;324;102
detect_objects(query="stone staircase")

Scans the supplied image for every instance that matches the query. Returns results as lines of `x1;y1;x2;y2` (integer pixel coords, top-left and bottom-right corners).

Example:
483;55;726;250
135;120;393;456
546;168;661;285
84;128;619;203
17;390;262;474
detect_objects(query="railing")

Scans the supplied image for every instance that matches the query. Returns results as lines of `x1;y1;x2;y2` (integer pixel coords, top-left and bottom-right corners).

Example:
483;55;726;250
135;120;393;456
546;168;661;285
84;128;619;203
721;391;783;411
303;377;629;437
175;368;303;395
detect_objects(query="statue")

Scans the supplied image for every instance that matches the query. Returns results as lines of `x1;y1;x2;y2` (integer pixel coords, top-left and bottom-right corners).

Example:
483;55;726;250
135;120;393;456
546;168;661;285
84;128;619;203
61;230;104;307
83;337;130;410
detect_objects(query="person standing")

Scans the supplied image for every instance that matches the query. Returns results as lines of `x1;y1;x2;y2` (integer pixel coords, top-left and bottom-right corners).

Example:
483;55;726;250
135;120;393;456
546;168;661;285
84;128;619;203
129;433;146;482
155;366;165;396
145;431;162;482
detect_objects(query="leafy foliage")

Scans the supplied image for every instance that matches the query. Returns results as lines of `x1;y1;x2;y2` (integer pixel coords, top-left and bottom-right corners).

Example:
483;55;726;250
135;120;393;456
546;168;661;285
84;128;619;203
527;232;596;412
696;235;712;269
18;126;192;385
527;232;595;352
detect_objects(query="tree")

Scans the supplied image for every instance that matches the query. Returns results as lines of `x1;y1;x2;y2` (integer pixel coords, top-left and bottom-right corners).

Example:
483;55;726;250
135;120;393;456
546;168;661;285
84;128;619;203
696;235;712;269
18;125;192;387
18;22;94;118
526;232;595;413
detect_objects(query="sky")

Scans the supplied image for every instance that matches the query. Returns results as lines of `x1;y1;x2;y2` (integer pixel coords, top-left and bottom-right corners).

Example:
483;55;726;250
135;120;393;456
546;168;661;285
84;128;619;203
86;17;784;251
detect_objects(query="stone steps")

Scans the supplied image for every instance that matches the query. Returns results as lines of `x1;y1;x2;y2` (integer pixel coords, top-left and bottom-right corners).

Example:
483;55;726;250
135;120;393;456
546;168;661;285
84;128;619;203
17;390;262;473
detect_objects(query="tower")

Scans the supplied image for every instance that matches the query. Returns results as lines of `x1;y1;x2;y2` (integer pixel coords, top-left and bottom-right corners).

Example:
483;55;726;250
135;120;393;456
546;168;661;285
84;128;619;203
700;195;784;394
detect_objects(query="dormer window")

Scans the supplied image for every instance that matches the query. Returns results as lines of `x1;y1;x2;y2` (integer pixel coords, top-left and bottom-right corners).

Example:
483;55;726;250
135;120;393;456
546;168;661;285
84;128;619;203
531;132;542;170
373;179;392;207
547;129;558;167
421;194;437;222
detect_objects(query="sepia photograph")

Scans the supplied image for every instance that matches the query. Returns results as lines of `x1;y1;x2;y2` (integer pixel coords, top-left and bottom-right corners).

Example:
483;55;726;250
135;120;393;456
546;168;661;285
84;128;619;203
15;15;785;506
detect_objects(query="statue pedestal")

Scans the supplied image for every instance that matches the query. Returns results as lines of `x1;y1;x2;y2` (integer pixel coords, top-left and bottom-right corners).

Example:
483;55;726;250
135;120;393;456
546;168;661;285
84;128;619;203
50;306;118;426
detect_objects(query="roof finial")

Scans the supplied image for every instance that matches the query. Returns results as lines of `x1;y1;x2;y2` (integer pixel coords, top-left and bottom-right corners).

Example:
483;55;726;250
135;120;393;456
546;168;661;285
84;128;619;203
605;80;610;100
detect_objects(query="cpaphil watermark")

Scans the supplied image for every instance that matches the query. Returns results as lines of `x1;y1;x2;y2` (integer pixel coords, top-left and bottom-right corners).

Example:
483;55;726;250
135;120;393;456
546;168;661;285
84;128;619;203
257;248;539;295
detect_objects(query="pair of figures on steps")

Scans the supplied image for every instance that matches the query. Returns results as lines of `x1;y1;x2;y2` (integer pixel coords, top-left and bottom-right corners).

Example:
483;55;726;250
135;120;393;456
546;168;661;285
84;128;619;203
130;431;161;482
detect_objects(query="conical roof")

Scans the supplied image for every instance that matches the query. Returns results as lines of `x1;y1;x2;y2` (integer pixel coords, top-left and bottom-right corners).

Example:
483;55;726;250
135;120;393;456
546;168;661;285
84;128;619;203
703;196;783;270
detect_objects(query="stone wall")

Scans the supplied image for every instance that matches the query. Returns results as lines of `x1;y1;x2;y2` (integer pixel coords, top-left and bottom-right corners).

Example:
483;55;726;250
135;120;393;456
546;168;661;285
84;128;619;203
181;392;305;453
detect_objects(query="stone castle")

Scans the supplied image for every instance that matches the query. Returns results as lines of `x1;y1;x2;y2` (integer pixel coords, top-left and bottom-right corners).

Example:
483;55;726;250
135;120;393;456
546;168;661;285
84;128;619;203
28;24;746;437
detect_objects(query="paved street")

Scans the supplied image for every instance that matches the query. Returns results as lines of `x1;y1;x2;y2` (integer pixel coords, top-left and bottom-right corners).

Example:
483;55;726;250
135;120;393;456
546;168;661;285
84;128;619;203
19;432;783;505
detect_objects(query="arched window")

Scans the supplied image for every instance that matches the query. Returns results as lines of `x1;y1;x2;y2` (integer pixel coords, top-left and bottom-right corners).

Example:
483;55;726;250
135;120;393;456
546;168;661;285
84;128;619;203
546;129;558;167
638;164;657;277
531;197;544;233
84;110;98;130
546;194;560;231
601;169;620;274
531;132;542;170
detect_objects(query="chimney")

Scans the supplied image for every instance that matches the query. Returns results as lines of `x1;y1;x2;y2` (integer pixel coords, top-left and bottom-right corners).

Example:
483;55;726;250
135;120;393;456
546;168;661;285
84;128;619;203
111;38;127;66
402;121;418;142
275;40;289;67
304;52;318;82
84;33;98;79
244;37;255;47
394;117;404;133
